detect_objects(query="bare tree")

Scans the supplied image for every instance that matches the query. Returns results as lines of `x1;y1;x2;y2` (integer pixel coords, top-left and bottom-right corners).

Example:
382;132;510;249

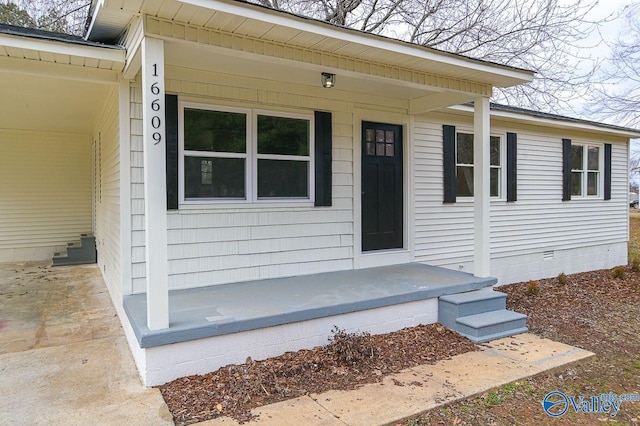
588;2;640;129
252;0;603;113
0;0;91;35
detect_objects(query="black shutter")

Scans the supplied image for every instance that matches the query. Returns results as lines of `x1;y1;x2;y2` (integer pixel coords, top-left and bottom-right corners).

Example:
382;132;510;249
314;111;332;207
506;132;517;202
165;94;179;210
604;143;612;200
443;125;456;203
562;138;571;201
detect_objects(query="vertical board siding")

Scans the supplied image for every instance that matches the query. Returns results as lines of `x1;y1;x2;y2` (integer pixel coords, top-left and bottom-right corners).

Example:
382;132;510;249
0;129;92;261
94;85;121;296
131;68;408;292
413;114;629;271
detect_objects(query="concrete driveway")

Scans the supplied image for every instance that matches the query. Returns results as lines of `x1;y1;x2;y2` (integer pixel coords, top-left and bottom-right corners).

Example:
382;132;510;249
0;262;173;425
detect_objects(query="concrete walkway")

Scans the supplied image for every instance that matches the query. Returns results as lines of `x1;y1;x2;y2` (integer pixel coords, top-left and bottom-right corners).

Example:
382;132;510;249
0;262;593;426
0;262;173;426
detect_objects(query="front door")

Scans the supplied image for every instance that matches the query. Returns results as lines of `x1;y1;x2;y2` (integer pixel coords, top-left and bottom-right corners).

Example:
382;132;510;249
361;122;403;251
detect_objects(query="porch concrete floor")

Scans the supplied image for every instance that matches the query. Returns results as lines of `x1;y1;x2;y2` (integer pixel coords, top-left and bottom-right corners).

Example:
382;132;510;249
124;263;496;348
0;262;173;425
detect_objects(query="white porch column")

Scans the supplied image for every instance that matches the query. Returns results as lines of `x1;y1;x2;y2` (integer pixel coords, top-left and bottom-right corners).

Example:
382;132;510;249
141;37;169;330
473;97;491;278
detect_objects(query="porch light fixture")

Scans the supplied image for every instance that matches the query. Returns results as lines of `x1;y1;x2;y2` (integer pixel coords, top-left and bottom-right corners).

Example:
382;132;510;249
321;72;336;88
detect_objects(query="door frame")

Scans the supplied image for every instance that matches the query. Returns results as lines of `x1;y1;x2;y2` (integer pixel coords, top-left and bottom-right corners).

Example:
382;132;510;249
353;109;414;269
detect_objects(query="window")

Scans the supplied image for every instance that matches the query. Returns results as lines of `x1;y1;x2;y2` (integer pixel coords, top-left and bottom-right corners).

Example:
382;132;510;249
180;103;313;202
570;143;601;197
456;132;502;198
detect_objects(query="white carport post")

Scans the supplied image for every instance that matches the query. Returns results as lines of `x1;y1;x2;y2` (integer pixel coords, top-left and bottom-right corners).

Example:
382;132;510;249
473;97;491;278
141;37;169;330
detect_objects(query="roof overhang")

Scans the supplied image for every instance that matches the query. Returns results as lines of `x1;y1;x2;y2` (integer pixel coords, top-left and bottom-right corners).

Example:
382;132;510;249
87;0;534;89
0;25;125;133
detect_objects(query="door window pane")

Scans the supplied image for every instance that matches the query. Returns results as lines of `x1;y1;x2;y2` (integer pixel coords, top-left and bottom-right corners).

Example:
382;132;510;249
257;115;310;156
184;108;246;153
385;143;394;157
185;156;245;198
385;130;394;143
258;160;308;198
366;129;375;142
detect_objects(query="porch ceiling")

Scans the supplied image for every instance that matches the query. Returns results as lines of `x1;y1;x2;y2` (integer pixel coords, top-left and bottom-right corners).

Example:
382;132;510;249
0;71;112;133
163;40;436;101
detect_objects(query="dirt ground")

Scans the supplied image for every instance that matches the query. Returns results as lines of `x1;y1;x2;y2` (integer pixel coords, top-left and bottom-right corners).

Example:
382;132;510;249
160;212;640;425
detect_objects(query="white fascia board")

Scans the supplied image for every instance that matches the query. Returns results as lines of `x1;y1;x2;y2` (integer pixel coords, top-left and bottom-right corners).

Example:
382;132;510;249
0;33;125;64
177;0;534;87
448;104;640;139
85;0;105;42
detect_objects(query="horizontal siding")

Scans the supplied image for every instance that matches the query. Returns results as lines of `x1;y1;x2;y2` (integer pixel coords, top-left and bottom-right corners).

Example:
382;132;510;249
94;85;121;296
0;129;92;261
413;114;629;268
130;68;407;292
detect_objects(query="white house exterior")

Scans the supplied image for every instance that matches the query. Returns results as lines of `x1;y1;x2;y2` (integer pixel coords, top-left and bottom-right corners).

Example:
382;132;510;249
1;0;637;386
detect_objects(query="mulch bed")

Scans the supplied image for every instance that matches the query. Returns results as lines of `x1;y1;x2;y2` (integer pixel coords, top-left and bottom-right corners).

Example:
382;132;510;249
159;323;477;424
500;266;640;357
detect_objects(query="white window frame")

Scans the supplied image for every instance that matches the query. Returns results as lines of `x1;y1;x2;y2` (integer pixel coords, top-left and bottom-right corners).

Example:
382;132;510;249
455;131;505;200
178;101;314;204
570;142;603;199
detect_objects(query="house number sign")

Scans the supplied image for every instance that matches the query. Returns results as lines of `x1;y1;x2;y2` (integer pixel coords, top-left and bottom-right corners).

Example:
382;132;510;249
149;63;163;145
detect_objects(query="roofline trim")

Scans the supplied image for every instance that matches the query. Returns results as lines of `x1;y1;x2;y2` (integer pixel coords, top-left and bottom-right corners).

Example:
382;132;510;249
0;32;125;64
448;104;640;138
177;0;534;86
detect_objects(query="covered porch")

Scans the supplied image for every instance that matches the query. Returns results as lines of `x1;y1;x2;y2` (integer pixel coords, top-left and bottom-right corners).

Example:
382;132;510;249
121;263;529;386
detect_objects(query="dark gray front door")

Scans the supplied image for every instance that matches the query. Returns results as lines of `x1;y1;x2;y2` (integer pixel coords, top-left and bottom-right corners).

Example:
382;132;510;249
361;122;403;251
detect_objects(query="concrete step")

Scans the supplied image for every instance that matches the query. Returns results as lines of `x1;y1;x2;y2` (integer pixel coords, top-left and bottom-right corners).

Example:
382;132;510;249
455;309;528;344
438;288;506;329
52;234;96;266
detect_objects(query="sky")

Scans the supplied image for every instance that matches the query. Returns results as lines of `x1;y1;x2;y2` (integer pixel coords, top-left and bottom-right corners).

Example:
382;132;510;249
567;0;632;115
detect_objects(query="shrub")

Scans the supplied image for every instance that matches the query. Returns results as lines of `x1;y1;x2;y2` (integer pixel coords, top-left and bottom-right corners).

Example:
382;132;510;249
526;280;540;296
612;266;625;279
326;326;373;366
632;258;640;271
557;272;567;285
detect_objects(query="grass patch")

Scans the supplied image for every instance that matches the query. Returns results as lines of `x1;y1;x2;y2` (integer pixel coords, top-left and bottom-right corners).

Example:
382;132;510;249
628;211;640;260
525;280;540;296
557;272;567;285
612;266;625;279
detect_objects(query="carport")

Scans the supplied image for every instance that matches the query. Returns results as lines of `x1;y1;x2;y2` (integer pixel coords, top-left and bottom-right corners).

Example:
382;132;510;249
0;24;124;263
